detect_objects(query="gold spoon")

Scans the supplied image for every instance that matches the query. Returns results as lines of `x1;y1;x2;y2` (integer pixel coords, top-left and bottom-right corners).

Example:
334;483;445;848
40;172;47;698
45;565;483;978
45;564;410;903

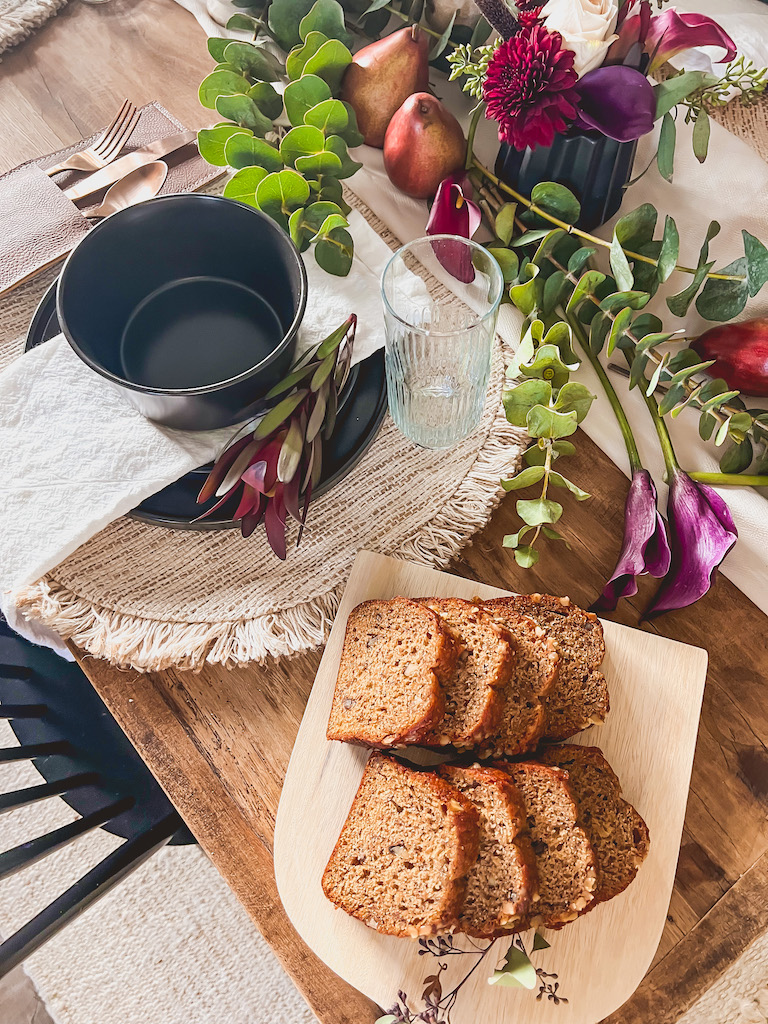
87;160;168;219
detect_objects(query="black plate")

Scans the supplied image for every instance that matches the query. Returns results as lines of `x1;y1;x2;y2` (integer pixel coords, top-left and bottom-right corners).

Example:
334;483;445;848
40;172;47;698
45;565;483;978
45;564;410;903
27;280;387;530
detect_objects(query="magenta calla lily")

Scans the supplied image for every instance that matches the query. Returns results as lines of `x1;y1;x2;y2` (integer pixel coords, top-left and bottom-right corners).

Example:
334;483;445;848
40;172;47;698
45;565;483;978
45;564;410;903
592;469;671;612
426;174;482;283
605;1;652;65
645;9;737;74
644;469;737;618
573;65;656;142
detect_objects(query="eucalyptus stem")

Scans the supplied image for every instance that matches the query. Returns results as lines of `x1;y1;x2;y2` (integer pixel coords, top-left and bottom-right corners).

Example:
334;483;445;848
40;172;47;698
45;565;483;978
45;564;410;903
566;310;643;473
382;5;443;40
633;357;680;471
471;158;745;284
465;103;483;171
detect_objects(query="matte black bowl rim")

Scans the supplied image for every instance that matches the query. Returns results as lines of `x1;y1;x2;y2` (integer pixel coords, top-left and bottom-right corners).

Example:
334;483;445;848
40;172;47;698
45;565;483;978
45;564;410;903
57;193;309;397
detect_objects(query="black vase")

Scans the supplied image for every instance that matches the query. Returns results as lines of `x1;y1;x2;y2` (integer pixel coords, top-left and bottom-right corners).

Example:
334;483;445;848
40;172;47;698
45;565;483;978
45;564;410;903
495;129;638;232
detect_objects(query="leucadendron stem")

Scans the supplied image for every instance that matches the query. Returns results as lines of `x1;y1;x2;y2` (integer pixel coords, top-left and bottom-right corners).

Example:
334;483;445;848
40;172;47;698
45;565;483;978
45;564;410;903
566;312;644;474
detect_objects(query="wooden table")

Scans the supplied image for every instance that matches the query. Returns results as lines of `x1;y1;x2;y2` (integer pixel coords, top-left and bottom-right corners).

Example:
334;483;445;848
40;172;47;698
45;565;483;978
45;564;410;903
2;3;768;1022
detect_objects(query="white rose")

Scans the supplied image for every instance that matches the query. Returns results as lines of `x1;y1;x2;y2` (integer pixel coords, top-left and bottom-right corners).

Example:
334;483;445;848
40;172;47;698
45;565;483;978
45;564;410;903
540;0;620;78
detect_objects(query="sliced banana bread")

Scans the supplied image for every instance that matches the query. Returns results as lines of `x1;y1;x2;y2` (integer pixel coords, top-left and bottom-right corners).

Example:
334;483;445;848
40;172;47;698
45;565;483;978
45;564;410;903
326;598;458;747
499;594;609;741
538;745;649;905
440;765;538;937
495;761;597;929
322;753;480;937
418;599;516;749
480;602;560;757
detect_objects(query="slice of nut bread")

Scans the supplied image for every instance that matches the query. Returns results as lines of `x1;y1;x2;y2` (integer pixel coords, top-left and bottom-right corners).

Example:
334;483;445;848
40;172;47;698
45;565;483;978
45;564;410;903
495;761;597;929
538;745;650;905
480;601;560;757
322;753;480;937
326;598;457;747
418;598;516;750
440;765;538;937
500;594;609;741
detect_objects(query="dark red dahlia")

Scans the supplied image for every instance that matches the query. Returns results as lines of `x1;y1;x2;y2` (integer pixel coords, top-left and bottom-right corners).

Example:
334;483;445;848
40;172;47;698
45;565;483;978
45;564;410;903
516;0;543;26
483;24;579;151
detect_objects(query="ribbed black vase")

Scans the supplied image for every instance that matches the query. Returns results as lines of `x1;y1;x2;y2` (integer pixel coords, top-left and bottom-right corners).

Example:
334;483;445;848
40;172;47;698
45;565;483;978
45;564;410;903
495;129;638;231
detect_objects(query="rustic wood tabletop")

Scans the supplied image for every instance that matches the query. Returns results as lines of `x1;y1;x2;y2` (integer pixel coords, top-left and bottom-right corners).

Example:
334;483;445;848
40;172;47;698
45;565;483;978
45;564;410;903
2;2;767;1021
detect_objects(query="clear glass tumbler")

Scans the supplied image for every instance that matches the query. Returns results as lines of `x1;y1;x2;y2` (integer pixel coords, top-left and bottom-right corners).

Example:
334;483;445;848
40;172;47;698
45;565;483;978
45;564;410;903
381;235;504;450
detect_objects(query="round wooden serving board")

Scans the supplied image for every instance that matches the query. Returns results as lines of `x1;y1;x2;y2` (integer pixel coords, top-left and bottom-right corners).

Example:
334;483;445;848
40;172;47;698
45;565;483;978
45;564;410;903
274;550;708;1024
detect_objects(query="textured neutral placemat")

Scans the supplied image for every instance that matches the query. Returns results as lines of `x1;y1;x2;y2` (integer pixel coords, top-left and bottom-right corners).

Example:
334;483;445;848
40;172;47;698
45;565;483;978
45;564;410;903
4;188;526;671
0;0;66;55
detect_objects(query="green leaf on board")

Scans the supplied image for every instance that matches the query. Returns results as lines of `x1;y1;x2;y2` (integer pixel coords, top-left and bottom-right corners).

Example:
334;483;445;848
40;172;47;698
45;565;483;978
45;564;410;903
526;405;578;439
532;932;551;952
514;545;540;568
215;93;273;134
517;497;563;527
696;257;749;321
610;230;634;292
197;124;250;166
284;75;332;126
503;379;552;427
657;214;680;283
224;132;283;171
743;230;768;298
502;524;534;548
548;471;590;500
657;111;676;182
199;70;251;108
692;107;711;163
501;466;546;491
222;164;268;204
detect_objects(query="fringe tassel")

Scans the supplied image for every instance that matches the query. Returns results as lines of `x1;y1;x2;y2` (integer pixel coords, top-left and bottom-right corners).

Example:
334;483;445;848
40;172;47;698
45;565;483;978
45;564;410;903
0;0;68;56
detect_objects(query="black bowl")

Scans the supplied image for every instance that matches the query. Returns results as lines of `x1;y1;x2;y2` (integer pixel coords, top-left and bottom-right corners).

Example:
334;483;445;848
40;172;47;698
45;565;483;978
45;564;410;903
57;193;308;431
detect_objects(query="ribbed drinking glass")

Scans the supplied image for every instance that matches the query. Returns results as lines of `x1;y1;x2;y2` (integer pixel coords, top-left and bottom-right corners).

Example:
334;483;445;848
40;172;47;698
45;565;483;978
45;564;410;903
381;235;503;450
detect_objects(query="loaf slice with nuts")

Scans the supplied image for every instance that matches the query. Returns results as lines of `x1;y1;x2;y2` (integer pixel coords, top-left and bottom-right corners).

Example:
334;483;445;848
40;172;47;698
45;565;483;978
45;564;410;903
538;745;649;906
479;602;560;757
418;598;516;749
440;765;538;937
322;752;480;937
496;594;609;741
326;598;457;747
495;761;597;929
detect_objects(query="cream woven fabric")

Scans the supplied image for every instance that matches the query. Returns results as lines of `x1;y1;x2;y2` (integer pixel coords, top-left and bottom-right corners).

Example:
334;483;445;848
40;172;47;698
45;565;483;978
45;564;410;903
6;194;526;671
0;0;66;55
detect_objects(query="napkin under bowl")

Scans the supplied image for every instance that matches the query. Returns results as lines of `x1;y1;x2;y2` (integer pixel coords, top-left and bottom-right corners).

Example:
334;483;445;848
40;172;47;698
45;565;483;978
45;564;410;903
59;193;308;431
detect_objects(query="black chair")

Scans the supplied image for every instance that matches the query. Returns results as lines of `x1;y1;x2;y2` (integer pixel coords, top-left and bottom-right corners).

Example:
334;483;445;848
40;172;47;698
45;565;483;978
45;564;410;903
0;617;193;977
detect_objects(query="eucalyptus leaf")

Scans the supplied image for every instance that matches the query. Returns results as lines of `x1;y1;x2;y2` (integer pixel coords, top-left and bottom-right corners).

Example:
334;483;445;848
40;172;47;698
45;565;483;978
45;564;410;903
314;226;354;275
654;70;717;118
197;124;251;166
509;263;542;317
548;471;590;499
553;382;595;423
743;230;768;298
657;111;676;183
692;107;710;163
526;405;578;439
223;41;283;80
599;290;650;312
501;466;546;491
268;0;317;50
502;525;533;548
280;124;325;166
657;215;680;283
720;438;754;473
487;247;519;284
284;75;332;126
514;545;540;568
324;135;363;177
590;312;611;356
698;411;717;441
658;381;687;416
714;415;731;447
566;270;606;314
610;230;634;292
470;13;492;45
495;203;518;245
667;261;713;317
295;149;343;175
286;30;328;80
606;305;633;356
542;270;569;316
503;378;552;426
215;93;273;134
304;97;348;133
247;81;283;119
429;10;456;59
511;229;550;248
530;181;580;226
199;70;251;108
339;102;365;147
521;344;571;389
310;212;349;240
303;37;353;92
222;164;268;204
696;257;749;321
646;352;670;396
226;13;258;32
299;0;351;45
208;37;233;62
568;246;596;275
225;132;283;170
255;168;311;229
615;204;657;249
517;497;563;526
361;0;390;13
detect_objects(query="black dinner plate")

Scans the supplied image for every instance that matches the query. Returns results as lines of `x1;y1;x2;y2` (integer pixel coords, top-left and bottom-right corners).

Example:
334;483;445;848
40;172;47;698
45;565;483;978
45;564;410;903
27;280;388;530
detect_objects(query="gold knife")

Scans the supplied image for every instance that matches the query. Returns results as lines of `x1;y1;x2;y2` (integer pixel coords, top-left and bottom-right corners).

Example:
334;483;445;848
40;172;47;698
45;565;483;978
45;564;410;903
63;130;197;202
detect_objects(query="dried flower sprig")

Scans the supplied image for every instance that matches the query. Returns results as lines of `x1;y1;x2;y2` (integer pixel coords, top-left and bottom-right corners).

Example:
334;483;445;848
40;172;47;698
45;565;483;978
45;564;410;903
196;315;356;558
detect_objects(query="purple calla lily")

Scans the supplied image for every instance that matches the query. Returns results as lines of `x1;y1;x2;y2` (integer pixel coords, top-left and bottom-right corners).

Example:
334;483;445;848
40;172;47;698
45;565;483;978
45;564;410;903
426;173;482;283
573;65;656;142
592;469;671;612
645;468;737;618
645;9;737;74
607;0;652;64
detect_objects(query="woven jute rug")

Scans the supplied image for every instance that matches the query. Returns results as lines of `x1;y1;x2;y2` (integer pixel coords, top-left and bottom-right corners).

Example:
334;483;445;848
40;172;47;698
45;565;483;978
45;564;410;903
4;190;526;672
0;0;66;55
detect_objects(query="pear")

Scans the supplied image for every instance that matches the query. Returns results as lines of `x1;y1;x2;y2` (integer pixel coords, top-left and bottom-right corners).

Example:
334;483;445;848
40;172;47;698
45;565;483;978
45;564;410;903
340;26;430;149
383;93;466;200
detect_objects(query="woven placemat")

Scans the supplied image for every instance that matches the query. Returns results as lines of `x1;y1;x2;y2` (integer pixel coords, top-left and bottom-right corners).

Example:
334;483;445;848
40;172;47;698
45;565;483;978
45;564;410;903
4;189;526;671
0;0;66;55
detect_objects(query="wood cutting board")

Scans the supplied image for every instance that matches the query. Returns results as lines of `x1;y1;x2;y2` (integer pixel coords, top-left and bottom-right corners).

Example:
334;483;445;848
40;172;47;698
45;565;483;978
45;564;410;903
274;550;708;1024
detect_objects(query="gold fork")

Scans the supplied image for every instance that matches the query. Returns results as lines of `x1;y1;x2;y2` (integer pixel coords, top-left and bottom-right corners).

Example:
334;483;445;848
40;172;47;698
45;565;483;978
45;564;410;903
45;100;141;176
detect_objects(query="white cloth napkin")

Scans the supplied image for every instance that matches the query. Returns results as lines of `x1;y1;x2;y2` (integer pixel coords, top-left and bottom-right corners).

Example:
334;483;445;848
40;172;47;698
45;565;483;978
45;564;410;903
0;209;394;651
